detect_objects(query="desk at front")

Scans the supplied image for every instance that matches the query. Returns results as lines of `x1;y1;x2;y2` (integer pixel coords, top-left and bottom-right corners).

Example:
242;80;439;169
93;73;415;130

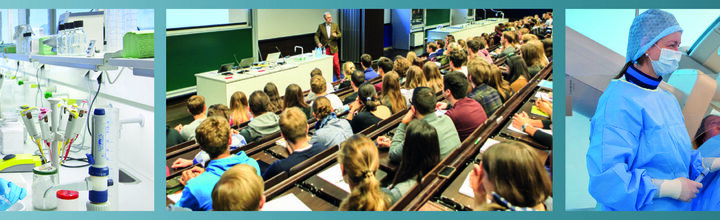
195;54;333;107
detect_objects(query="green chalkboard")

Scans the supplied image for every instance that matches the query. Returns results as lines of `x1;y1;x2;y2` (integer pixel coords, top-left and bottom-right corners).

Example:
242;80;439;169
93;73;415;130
166;27;254;92
425;9;451;26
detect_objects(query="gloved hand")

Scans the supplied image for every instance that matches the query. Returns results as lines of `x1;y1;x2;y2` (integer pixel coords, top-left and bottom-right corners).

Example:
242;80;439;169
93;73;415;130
653;177;702;202
703;158;720;172
0;178;27;211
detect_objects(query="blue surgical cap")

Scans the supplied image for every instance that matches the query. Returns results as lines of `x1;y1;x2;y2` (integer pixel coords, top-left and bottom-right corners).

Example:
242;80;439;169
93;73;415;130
626;9;683;63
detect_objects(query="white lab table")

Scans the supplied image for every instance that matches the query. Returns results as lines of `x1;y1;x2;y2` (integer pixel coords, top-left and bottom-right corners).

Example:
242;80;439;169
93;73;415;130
0;137;153;211
195;54;334;107
426;19;508;43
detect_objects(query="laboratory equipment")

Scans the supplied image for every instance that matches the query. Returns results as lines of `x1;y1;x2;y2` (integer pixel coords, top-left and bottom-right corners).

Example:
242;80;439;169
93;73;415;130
0;154;42;173
56;190;80;211
31;166;58;210
57;24;65;55
72;21;87;56
65;22;75;55
0;113;24;155
32;108;114;211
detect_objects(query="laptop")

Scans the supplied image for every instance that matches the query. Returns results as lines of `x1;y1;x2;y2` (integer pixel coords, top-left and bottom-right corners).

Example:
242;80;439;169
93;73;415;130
238;57;254;69
218;63;234;75
265;52;281;65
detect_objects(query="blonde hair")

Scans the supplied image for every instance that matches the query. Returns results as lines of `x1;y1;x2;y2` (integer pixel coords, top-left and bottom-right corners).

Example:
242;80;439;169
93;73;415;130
393;57;411;78
380;71;407;114
279;107;308;145
338;135;389;211
230;91;251;125
406;51;417;66
521;34;538;44
422;62;443;94
521;40;548;68
195;117;230;159
478;141;552;211
211;164;264;211
310;75;327;94
404;66;428;90
342;62;356;80
312;96;333;120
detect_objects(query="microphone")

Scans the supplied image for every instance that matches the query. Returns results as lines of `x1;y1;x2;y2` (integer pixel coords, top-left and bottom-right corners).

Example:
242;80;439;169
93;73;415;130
276;46;282;57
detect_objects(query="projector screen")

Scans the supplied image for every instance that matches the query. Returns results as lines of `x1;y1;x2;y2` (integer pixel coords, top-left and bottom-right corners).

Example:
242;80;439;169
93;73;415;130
257;9;338;40
167;9;249;29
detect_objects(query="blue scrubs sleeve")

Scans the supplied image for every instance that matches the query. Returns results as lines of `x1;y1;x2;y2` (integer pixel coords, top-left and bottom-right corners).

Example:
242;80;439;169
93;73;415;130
689;150;705;181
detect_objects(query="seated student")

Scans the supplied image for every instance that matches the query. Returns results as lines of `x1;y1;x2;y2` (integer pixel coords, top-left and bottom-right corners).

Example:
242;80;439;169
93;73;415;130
373;57;394;92
239;91;281;142
309;75;343;110
361;54;379;81
338;62;356;90
511;96;552;146
423;62;444;94
377;87;460;162
264;83;284;113
337;135;390;211
175;95;207;141
469;141;552;211
506;55;532;93
230;91;253;126
172;104;248;169
307;68;335;101
393;56;411;84
383;120;440;204
347;83;392;133
262;107;325;180
211;164;265;211
487;63;515;103
497;31;517;58
283;84;313;120
427;41;439;61
401;66;429;105
175;117;261;211
167;126;185;148
467;58;503;117
521;34;539;45
542;38;553;61
521;40;548;78
309;97;353;150
438;71;488;141
380;71;408;114
448;50;468;77
434;39;446;59
467;39;493;65
343;70;365;105
439;43;461;67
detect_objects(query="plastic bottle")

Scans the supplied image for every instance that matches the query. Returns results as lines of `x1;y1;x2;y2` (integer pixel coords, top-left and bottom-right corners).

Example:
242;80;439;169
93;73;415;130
57;24;65;55
56;190;81;211
23;33;32;54
0;112;24;155
64;22;75;55
72;21;87;56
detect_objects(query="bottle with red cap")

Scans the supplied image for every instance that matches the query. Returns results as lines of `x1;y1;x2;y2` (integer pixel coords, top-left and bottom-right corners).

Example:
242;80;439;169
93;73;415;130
56;190;80;211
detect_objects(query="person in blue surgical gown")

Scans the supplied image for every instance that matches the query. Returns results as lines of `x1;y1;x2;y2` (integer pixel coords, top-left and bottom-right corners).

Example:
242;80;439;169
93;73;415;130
692;115;720;210
586;9;720;211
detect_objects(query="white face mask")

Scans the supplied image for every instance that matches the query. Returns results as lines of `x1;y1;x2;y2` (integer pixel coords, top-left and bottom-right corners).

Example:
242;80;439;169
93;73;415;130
648;45;682;77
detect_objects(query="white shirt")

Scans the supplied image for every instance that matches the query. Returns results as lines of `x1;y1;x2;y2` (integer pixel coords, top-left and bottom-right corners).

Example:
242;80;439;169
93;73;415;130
326;23;332;39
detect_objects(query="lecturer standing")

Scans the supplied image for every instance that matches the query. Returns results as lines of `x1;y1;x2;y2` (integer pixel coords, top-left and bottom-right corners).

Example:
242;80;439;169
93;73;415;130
315;12;342;81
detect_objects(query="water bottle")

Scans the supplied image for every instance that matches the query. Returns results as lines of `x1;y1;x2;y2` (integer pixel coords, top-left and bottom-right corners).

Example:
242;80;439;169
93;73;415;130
23;33;32;54
72;21;87;56
64;22;74;55
322;47;326;55
57;24;65;55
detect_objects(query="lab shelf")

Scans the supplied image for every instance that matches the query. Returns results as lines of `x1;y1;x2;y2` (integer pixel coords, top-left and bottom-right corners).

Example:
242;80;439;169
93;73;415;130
107;58;154;77
31;54;105;70
2;53;31;62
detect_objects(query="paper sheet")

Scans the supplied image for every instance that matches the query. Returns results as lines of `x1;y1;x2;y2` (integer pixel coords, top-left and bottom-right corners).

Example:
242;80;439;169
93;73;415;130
480;138;500;153
507;123;528;135
537;80;552;90
459;174;475;198
167;192;182;204
531;106;550;117
534;91;552;102
262;194;312;211
317;164;351;193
